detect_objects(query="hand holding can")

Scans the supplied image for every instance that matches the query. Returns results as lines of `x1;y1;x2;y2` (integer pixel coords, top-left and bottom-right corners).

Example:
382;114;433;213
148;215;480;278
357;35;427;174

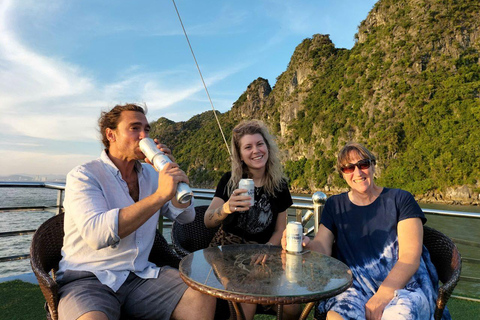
239;179;255;207
286;222;303;253
139;138;193;204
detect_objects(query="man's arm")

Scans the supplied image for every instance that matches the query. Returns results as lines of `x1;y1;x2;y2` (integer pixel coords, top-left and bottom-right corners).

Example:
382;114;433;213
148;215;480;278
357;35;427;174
118;162;187;238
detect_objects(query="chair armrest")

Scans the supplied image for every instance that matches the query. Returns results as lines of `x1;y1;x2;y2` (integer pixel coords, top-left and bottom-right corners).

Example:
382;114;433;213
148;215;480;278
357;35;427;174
149;231;181;269
30;259;59;320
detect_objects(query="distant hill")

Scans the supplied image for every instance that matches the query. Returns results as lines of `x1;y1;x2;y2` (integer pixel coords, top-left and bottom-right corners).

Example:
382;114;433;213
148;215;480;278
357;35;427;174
0;174;66;182
151;0;480;205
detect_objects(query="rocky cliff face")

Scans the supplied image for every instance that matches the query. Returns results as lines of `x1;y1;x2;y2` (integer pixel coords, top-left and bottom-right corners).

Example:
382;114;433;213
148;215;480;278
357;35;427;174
230;77;272;119
151;0;480;205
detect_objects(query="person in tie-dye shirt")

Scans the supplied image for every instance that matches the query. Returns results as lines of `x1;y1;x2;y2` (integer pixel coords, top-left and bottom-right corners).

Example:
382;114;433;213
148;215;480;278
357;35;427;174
282;142;450;320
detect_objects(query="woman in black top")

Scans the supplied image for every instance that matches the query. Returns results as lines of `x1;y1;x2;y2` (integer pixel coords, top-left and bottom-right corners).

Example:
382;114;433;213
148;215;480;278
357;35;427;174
205;119;297;319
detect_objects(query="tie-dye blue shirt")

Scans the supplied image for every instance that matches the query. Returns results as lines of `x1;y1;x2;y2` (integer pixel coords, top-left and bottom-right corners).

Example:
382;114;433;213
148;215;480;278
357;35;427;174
319;188;451;320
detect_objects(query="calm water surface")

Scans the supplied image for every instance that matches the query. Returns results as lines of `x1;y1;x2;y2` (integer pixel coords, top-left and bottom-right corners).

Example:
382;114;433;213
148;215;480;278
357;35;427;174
0;188;478;298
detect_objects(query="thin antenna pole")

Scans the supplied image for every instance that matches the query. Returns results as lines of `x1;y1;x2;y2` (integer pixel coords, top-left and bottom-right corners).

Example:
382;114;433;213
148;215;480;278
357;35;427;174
171;0;232;158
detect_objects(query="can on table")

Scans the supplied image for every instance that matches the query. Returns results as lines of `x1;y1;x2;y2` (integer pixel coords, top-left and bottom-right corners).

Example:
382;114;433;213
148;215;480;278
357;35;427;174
239;178;255;206
286;221;303;253
285;252;303;283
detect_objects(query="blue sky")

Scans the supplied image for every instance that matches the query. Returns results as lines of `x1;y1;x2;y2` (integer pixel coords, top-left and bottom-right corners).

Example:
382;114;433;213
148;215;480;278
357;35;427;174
0;0;376;176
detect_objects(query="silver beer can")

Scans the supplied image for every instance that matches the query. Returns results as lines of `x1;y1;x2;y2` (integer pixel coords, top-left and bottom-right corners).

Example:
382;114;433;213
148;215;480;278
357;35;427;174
286;221;303;253
239;178;255;206
285;252;303;283
139;138;193;204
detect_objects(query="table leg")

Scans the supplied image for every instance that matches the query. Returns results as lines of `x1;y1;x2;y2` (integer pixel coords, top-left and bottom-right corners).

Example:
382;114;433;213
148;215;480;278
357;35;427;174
276;304;283;319
231;301;246;320
299;302;315;320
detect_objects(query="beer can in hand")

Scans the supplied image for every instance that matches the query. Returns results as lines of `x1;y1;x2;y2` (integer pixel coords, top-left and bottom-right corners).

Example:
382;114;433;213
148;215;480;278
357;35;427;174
286;221;303;253
139;138;193;204
239;178;255;206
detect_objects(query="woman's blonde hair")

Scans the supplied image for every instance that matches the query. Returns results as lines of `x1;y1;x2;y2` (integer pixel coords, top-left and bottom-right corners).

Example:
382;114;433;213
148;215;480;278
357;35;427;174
227;120;285;196
336;142;377;176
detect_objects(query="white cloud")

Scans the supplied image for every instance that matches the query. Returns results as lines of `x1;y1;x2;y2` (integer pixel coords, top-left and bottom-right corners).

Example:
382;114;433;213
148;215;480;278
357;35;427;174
0;0;246;140
0;113;98;141
0;2;94;107
0;0;256;175
0;150;97;176
0;141;43;148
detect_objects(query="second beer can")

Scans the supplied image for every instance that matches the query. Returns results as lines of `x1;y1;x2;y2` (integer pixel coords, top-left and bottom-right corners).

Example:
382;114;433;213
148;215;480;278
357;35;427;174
285;252;303;283
286;221;303;253
239;178;255;206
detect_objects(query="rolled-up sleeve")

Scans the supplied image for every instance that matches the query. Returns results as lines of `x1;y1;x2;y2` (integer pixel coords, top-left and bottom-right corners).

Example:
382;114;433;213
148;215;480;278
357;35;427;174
65;167;121;250
161;199;195;224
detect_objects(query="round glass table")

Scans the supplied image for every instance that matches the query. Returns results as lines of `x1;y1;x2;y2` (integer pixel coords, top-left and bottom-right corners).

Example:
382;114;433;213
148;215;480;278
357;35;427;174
179;244;352;320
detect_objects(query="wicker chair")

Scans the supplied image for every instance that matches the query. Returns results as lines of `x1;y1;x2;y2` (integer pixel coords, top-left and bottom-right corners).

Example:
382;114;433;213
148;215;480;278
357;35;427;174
423;225;462;320
172;205;280;320
171;205;236;319
171;205;219;257
314;225;462;320
30;212;181;320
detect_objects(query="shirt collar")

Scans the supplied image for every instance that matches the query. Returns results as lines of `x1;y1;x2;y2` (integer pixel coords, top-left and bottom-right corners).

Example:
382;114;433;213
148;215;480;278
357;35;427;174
100;150;143;176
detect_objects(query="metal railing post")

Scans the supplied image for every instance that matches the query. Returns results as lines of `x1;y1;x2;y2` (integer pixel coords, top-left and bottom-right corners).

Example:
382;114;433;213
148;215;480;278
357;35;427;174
56;189;64;215
296;209;303;223
312;191;327;235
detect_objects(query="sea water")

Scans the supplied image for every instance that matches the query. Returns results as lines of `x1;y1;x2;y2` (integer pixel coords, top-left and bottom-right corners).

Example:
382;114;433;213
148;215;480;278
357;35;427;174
0;188;58;278
0;188;479;297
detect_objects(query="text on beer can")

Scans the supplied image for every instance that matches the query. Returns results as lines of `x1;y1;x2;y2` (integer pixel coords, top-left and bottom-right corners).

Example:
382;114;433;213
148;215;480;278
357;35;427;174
286;221;303;253
239;178;255;207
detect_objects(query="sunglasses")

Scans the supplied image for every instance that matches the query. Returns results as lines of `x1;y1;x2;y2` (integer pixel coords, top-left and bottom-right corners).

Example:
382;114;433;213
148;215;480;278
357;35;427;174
341;159;374;174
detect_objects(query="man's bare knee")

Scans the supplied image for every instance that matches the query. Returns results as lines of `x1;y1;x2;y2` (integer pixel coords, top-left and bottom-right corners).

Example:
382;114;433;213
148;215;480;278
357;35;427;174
172;288;216;320
76;311;109;320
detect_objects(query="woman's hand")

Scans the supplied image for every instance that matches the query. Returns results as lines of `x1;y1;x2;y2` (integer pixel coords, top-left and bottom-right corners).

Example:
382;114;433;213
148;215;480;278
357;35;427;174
365;289;394;320
281;228;310;251
204;190;251;228
224;188;251;213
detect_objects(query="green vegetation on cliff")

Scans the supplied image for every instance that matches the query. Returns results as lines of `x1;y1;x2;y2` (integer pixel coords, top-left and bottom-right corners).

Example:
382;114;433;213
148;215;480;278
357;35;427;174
150;0;480;201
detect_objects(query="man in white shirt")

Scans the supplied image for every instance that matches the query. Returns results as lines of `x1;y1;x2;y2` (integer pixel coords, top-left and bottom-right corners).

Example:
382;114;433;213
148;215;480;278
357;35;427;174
57;104;215;320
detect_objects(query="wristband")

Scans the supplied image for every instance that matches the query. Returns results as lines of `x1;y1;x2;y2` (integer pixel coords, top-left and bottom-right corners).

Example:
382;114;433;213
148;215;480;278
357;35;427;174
222;202;231;214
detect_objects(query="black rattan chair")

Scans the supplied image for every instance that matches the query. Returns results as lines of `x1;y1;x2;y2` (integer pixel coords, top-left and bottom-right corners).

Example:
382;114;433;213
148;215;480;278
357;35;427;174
172;205;281;320
423;225;462;320
314;225;462;320
30;212;181;320
171;205;237;319
171;205;219;257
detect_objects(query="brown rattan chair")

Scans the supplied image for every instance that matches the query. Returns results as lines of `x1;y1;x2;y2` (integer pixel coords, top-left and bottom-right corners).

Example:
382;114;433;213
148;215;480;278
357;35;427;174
30;212;181;320
314;225;462;320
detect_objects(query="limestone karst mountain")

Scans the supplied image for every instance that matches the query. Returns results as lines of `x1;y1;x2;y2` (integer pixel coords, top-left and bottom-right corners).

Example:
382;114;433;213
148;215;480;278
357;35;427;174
151;0;480;204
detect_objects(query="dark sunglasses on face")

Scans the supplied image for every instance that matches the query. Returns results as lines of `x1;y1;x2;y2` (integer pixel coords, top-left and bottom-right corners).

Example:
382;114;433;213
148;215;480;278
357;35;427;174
341;159;374;174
